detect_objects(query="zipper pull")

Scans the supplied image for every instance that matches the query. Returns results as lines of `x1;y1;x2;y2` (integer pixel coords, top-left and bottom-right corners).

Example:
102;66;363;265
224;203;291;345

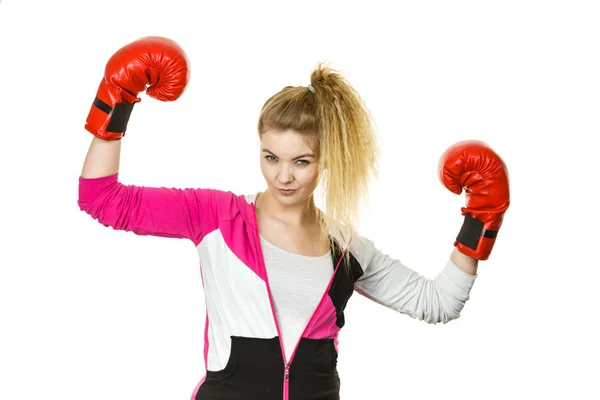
284;362;290;381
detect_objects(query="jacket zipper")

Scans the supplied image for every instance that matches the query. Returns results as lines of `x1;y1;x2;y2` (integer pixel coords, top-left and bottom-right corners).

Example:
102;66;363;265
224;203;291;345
284;361;290;381
282;246;347;399
249;198;349;400
248;201;293;399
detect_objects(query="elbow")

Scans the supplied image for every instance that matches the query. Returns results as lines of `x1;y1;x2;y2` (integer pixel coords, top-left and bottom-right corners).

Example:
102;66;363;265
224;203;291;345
77;198;110;228
77;190;113;229
405;284;470;325
77;190;100;219
415;307;463;325
77;174;121;223
427;292;470;325
424;273;473;324
434;307;463;325
77;198;91;214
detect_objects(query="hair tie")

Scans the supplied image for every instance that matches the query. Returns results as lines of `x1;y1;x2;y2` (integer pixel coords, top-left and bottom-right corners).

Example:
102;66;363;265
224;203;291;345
307;83;315;93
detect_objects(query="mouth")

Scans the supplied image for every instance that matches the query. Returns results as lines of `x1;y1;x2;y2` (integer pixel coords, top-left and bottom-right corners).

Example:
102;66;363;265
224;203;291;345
278;189;297;195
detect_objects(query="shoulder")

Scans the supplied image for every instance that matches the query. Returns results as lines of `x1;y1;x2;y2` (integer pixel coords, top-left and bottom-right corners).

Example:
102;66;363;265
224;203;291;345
212;191;262;224
242;192;261;204
348;234;378;267
329;226;376;255
195;188;259;205
179;188;253;223
328;227;378;271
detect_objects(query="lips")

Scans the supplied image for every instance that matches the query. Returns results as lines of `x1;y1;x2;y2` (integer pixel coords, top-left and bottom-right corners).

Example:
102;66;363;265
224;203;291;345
278;189;297;195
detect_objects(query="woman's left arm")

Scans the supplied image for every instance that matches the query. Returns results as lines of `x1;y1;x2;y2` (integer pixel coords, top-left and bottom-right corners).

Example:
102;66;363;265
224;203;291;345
352;237;478;325
353;140;510;323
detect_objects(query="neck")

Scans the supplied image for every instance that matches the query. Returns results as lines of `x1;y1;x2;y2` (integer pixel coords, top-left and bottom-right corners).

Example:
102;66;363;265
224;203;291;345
256;188;320;227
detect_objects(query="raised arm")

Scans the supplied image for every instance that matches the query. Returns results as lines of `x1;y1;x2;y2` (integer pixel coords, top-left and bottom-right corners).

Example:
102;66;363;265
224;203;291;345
77;37;232;245
352;236;477;324
352;140;510;323
81;35;189;180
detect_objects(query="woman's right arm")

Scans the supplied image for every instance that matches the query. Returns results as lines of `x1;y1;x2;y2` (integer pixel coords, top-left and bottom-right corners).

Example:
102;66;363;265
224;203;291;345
77;37;232;245
78;136;232;245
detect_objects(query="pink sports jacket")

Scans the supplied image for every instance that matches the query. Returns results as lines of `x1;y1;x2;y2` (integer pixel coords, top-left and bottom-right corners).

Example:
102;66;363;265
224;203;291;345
78;173;476;400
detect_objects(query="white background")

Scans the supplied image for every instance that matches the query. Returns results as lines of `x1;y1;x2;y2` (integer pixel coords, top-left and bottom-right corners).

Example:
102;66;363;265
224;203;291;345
1;0;599;399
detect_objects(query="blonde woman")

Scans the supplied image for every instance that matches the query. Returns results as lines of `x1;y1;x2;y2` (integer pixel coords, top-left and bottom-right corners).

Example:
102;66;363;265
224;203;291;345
78;36;509;400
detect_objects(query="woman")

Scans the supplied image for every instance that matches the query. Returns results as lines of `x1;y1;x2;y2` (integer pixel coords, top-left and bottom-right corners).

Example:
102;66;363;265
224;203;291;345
78;37;509;400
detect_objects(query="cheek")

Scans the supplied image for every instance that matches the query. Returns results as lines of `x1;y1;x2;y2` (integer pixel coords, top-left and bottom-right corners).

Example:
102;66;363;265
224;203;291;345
298;166;320;185
260;161;275;183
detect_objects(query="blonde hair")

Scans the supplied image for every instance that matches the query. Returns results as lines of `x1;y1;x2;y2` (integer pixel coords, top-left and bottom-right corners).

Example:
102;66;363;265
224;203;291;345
257;61;379;258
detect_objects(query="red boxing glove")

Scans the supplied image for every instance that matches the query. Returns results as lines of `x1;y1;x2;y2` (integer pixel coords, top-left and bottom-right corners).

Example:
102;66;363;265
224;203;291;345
438;140;510;260
85;36;190;140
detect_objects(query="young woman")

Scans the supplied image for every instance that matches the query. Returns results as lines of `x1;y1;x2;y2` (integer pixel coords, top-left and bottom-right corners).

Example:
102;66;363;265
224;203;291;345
78;36;509;400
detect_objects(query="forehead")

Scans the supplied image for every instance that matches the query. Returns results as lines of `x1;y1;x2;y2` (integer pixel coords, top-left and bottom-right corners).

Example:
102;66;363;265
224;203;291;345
260;129;317;156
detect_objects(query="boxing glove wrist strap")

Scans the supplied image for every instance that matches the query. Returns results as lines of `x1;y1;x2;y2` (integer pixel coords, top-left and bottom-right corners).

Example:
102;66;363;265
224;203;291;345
92;97;136;135
456;214;498;251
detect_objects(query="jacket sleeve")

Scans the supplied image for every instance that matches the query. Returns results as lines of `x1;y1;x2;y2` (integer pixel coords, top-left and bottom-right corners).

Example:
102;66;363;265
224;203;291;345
77;173;234;245
352;235;477;324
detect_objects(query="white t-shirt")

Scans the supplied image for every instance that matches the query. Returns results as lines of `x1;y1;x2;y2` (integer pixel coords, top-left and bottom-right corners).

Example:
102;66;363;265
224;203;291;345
260;235;334;359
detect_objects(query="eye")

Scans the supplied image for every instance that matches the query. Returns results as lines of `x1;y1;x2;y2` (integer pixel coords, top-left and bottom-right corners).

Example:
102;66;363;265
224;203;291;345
265;155;277;162
296;160;310;166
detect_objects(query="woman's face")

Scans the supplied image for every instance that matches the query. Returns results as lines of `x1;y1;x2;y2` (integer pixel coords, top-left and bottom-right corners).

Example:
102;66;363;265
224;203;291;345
259;128;320;206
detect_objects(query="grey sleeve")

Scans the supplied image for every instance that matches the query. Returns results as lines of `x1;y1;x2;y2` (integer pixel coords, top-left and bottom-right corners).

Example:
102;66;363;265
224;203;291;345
352;235;478;324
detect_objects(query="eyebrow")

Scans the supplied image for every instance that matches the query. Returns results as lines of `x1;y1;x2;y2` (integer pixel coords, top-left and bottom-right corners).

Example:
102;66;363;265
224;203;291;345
262;148;315;159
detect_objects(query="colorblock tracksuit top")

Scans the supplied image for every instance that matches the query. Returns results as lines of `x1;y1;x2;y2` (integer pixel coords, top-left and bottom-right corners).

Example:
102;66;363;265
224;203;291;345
77;173;477;400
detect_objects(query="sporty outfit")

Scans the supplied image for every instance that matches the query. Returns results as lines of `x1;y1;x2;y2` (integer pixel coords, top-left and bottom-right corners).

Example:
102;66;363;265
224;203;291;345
78;173;477;400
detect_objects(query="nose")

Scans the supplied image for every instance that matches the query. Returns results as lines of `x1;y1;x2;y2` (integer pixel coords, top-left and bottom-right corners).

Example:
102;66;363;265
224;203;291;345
277;164;295;184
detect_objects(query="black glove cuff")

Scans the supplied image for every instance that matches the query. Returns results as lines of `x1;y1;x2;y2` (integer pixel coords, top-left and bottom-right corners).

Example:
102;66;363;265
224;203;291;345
456;214;498;250
93;97;136;134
